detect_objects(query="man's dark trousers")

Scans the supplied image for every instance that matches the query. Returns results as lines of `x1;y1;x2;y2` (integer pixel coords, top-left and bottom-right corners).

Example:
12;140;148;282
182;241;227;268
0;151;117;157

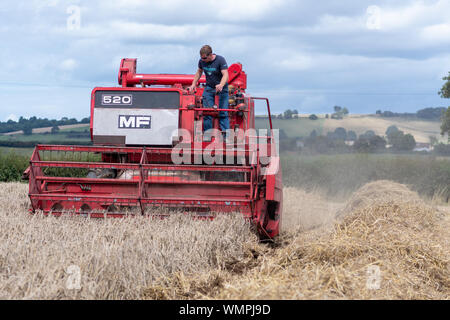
202;86;230;132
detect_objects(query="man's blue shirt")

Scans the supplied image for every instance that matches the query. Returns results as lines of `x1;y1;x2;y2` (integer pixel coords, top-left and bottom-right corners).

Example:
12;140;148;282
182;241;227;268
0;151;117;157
198;55;228;88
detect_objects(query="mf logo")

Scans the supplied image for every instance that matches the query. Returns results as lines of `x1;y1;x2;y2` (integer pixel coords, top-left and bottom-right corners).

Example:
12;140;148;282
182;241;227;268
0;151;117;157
118;115;151;129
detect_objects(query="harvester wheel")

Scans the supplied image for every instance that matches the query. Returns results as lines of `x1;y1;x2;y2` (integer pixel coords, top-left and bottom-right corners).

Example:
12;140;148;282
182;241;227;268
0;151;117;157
106;204;119;213
80;204;92;214
50;203;63;214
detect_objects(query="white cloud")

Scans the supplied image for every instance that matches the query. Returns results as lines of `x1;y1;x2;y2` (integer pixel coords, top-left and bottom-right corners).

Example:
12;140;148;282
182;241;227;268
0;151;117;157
1;0;449;120
295;1;450;42
6;114;18;122
215;0;285;22
374;1;450;31
60;59;78;71
32;0;60;10
276;53;314;70
420;23;450;44
108;21;240;41
307;14;366;34
101;0;286;22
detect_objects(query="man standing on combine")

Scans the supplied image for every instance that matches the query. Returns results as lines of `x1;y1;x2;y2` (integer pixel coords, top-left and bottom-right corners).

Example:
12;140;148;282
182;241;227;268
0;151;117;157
188;45;230;137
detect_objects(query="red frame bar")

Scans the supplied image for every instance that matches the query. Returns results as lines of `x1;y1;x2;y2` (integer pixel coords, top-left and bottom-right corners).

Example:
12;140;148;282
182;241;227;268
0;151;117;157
179;108;248;112
251;97;273;131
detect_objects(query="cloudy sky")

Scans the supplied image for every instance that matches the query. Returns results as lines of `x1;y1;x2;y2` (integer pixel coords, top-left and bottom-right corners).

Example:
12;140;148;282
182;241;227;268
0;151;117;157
1;0;449;121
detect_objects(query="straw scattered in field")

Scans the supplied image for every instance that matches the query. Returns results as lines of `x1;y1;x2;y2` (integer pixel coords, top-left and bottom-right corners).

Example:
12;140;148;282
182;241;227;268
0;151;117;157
282;186;342;232
145;181;449;300
0;181;448;300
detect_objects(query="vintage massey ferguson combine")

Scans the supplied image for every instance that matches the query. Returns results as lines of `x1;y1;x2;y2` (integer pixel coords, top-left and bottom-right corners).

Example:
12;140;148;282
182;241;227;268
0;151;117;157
24;58;283;238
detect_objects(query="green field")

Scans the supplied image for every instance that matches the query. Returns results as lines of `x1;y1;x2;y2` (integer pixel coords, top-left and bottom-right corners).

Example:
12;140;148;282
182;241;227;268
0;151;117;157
59;125;89;133
0;132;89;143
281;153;450;201
0;147;34;156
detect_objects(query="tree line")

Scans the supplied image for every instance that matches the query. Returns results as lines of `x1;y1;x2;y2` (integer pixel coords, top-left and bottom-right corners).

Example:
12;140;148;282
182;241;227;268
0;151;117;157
279;123;450;155
0;116;90;134
375;107;447;120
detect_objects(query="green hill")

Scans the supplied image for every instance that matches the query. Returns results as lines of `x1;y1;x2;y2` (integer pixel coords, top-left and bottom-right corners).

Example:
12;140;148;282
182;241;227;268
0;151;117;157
256;114;445;144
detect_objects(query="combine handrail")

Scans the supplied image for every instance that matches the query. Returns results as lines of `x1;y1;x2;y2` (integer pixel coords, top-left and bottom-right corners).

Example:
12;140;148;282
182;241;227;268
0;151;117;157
251;97;273;131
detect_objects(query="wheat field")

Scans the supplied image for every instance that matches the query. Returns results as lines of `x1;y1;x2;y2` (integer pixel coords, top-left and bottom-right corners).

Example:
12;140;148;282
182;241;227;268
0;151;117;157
0;183;258;299
322;115;444;143
0;181;448;299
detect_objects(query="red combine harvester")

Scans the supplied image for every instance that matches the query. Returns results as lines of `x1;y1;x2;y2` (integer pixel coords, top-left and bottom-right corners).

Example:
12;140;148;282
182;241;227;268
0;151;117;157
25;59;283;238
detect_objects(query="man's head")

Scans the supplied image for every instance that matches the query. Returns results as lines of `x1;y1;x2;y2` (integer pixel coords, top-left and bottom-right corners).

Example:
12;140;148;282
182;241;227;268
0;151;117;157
200;45;213;62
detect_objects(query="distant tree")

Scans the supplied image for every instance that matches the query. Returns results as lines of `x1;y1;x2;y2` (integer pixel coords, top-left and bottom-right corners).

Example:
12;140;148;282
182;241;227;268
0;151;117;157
433;143;450;155
376;110;382;115
389;131;416;151
429;136;438;146
51;125;60;134
325;114;329;119
331;106;348;119
385;125;399;137
81;117;90;124
66;118;77;125
334;106;342;113
334;127;347;140
438;72;450;142
370;135;387;150
416;107;446;120
441;107;450;141
22;125;33;135
354;135;386;153
283;109;293;119
292;109;299;116
360;130;375;139
347;130;357;141
353;138;371;152
438;71;450;98
401;133;416;151
326;131;335;140
309;114;318;120
387;130;404;146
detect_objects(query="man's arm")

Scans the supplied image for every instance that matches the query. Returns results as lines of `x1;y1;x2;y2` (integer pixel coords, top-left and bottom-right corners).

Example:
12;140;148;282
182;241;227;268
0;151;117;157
188;68;203;92
216;69;229;92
